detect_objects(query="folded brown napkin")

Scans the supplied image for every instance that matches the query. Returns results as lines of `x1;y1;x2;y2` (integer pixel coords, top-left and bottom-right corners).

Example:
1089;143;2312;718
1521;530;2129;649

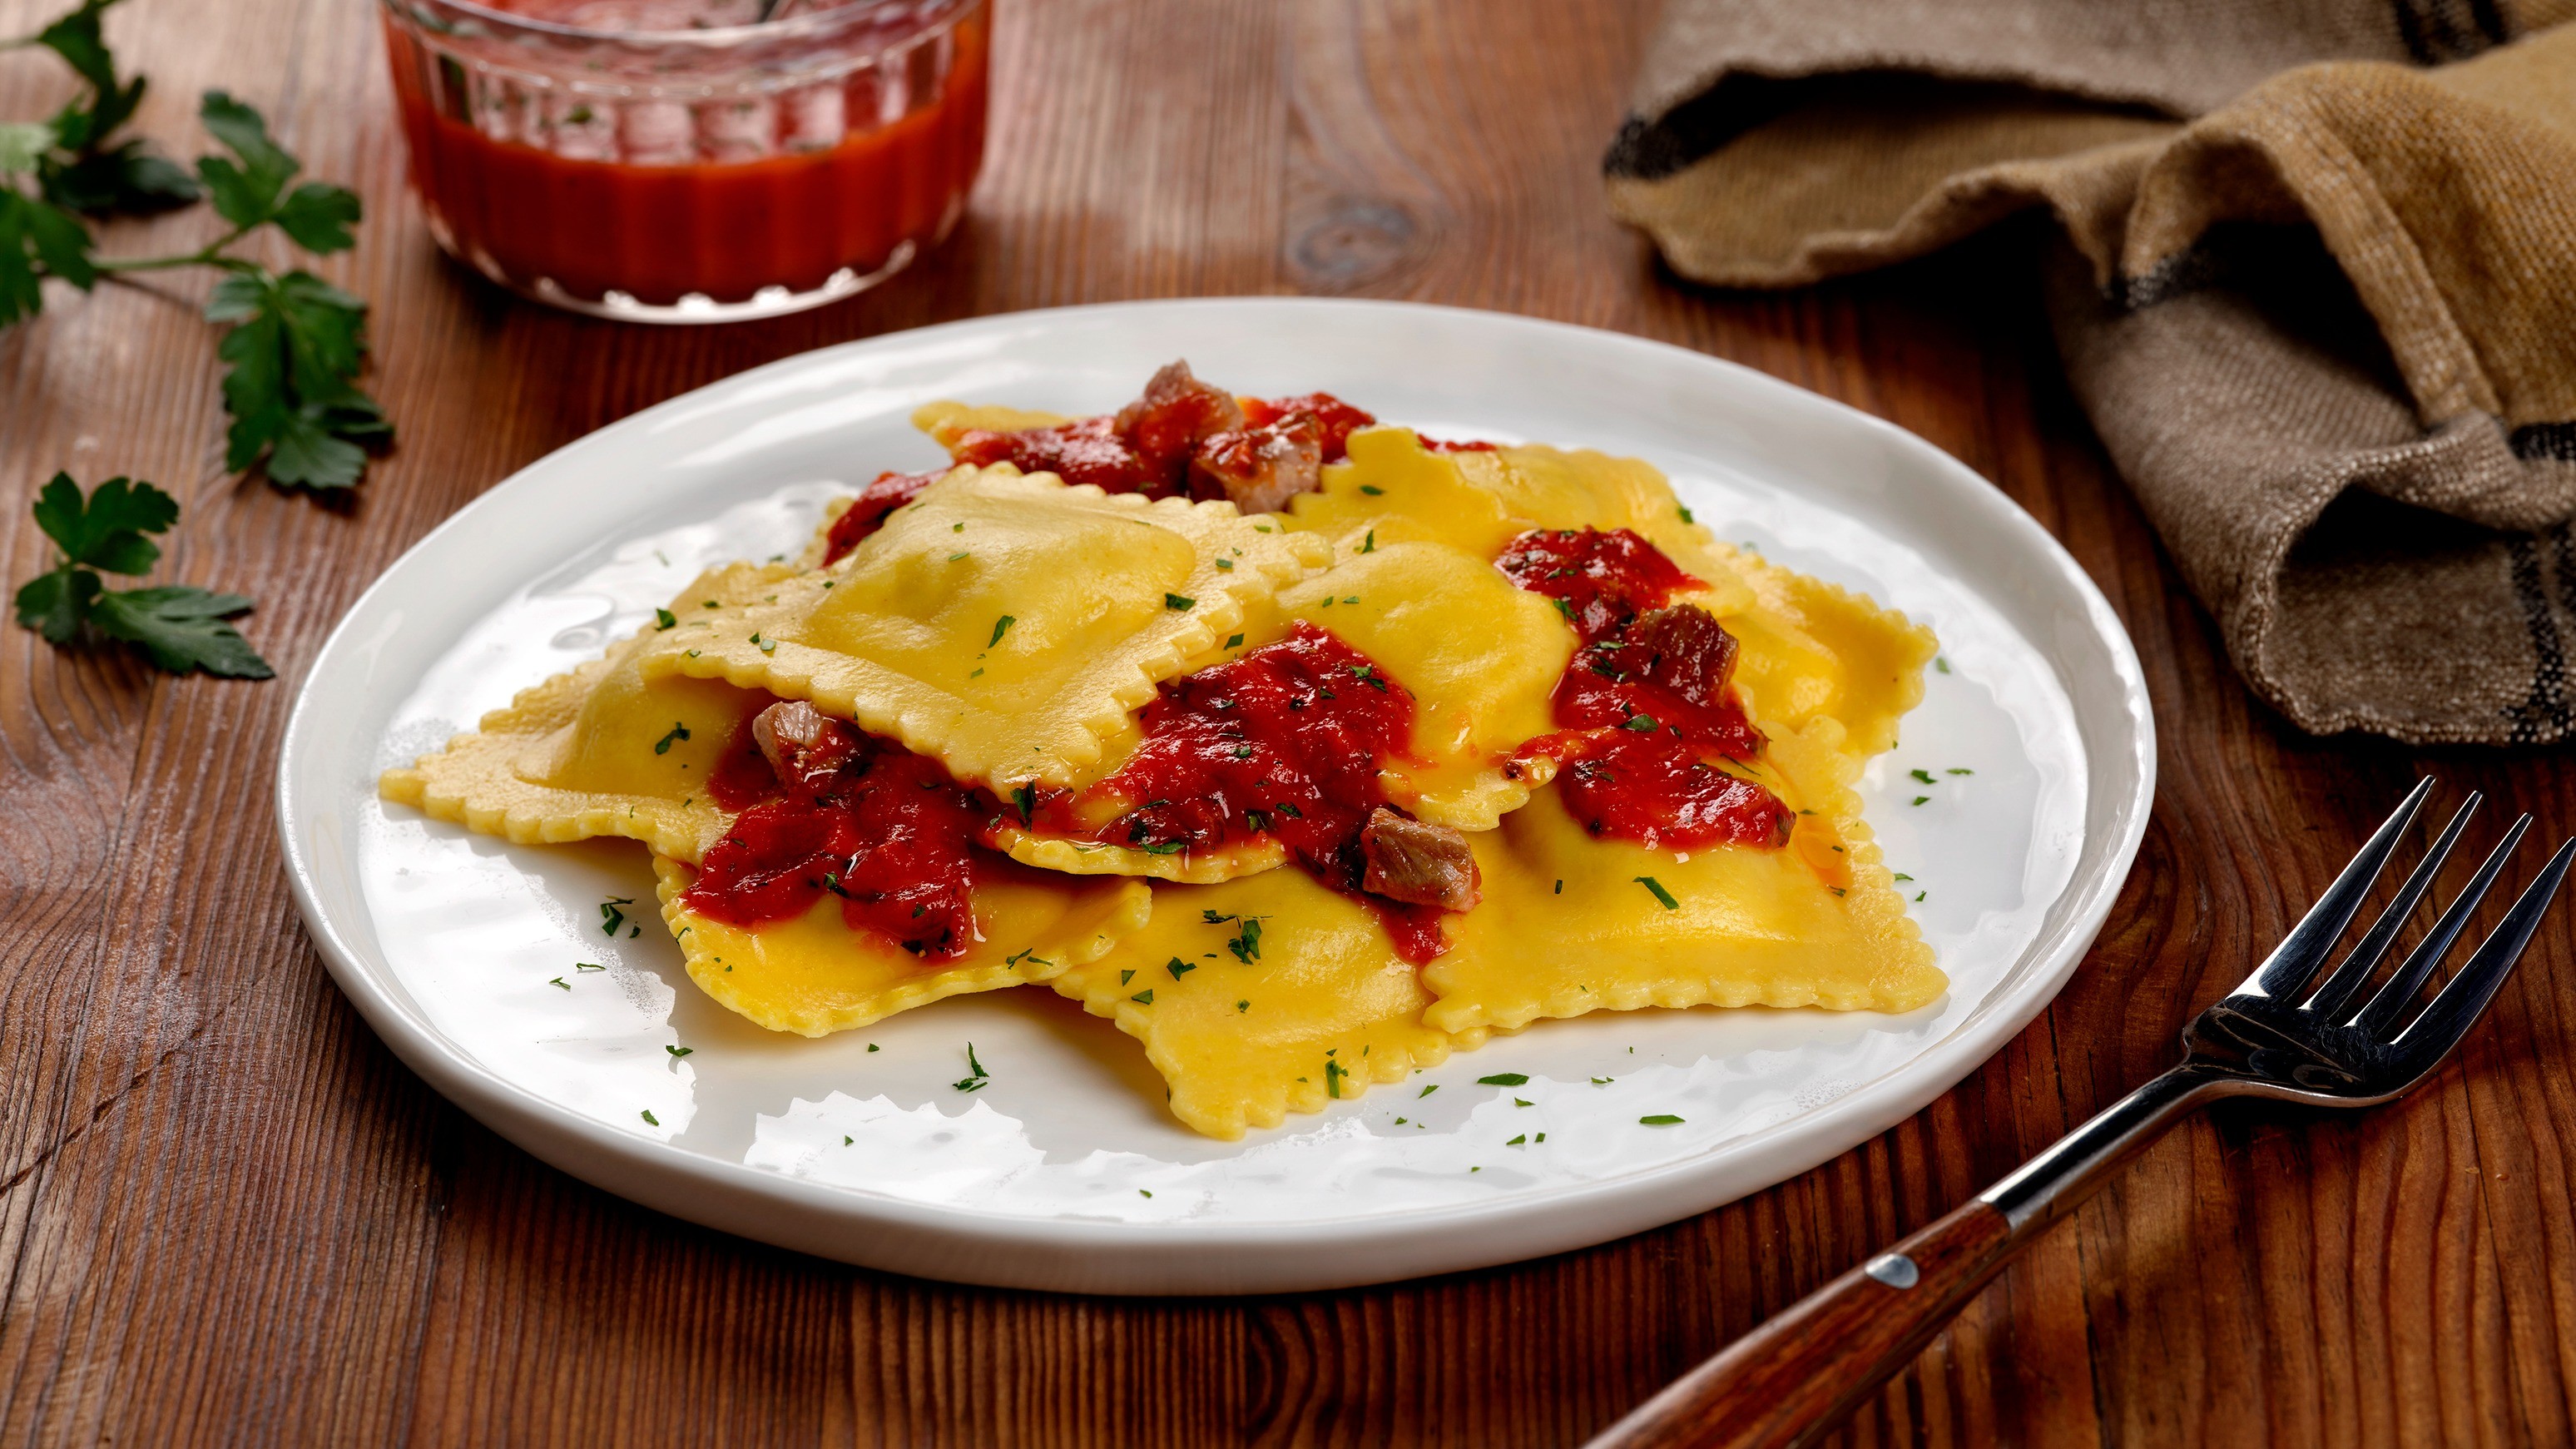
1608;0;2576;744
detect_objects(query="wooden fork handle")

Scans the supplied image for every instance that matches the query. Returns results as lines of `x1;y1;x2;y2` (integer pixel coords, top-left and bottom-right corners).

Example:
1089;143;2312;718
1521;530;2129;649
1582;1200;2018;1449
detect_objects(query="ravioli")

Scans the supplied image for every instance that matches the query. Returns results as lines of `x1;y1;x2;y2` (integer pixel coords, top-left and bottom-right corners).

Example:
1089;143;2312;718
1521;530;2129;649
653;856;1150;1036
1050;870;1482;1139
989;536;1573;881
636;465;1330;791
379;567;790;862
1286;428;1754;615
1424;728;1943;1035
1721;548;1937;757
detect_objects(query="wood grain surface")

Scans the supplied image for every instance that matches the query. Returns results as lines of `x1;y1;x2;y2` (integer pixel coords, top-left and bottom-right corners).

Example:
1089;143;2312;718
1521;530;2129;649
6;2;2574;1446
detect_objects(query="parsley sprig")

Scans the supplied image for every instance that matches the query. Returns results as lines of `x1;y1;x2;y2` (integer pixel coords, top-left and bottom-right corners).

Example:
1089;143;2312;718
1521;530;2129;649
12;473;270;677
3;2;390;489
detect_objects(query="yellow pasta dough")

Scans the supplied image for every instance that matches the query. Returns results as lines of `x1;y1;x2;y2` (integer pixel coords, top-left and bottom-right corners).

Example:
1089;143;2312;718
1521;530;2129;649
1424;734;1943;1034
653;856;1150;1036
1286;428;1755;613
1721;547;1937;758
379;567;790;862
636;465;1330;791
1049;870;1481;1139
989;535;1573;881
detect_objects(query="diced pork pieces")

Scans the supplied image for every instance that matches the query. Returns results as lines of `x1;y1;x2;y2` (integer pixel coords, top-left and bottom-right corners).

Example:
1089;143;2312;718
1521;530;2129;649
1360;806;1483;911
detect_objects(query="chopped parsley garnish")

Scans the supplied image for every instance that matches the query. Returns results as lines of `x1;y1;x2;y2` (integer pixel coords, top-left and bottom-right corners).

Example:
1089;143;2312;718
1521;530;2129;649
1478;1073;1529;1086
1359;484;1384;495
1236;1000;1250;1013
1274;801;1303;819
1419;1084;1438;1098
1506;1134;1526;1146
547;976;569;990
1119;969;1136;985
1164;593;1195;611
1139;1189;1152;1198
1916;891;1928;902
1226;633;1245;648
1134;840;1186;855
1167;957;1196;980
1948;767;1974;776
1243;808;1271;832
599;896;634;935
1910;768;1934;785
1553;879;1563;895
1226;916;1264;964
948;551;968;562
653;721;691;755
665;1045;692;1059
1131;989;1155;1005
1912;796;1930;806
751;632;775;654
1011;782;1038;824
1005;947;1053;970
1677;504;1695;523
1634;876;1679;911
1324;1058;1347;1097
1350;663;1389;692
653;607;676;630
1359;529;1376;553
953;1043;990;1092
1548;597;1573;623
641;1109;660;1125
1639;1114;1684;1126
867;1044;879;1052
1620;713;1659;732
1591;1076;1612;1084
575;961;604;972
989;614;1015;648
1215;557;1233;570
1934;656;1951;674
702;599;718;608
1892;872;1914;881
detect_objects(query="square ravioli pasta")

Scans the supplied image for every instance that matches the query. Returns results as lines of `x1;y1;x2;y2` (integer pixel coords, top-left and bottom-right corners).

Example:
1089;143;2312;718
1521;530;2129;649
1424;722;1944;1035
1048;868;1484;1139
985;534;1574;883
635;464;1330;793
654;856;1149;1035
379;565;791;862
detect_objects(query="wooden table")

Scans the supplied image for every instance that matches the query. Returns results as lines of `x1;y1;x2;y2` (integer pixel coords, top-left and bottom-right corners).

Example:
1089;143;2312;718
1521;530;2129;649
7;2;2573;1444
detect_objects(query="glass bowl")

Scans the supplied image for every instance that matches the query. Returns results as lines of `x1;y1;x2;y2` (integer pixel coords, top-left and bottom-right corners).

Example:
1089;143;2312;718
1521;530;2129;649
380;0;988;322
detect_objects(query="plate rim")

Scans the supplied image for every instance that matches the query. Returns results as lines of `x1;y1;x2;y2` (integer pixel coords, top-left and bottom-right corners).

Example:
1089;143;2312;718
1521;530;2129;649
275;295;2156;1293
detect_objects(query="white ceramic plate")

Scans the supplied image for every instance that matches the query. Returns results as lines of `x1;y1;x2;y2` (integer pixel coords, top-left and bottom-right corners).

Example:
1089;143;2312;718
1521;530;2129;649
278;299;2152;1294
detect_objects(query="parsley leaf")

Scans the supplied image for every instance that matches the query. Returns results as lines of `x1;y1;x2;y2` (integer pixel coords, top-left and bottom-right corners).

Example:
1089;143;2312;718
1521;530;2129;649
12;472;270;676
32;470;175;572
207;266;389;489
86;585;270;677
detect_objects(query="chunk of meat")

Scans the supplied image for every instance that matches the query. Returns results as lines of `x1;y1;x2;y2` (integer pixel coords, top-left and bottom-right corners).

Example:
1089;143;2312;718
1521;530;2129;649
1186;420;1323;514
1626;604;1739;707
749;700;864;795
1241;392;1375;462
1360;807;1483;912
1112;360;1246;493
820;468;948;563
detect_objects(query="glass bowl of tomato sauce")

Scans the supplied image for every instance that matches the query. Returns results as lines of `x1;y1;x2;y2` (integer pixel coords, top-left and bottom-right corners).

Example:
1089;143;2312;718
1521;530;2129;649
379;0;987;322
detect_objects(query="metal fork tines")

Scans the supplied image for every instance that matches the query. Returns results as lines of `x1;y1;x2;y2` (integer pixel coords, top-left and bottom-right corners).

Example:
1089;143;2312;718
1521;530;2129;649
2184;777;2575;1105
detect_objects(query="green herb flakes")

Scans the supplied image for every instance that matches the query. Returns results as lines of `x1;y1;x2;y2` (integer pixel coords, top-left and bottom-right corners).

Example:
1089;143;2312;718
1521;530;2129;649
1639;1114;1684;1126
1479;1073;1529;1086
653;721;691;756
1634;876;1679;911
989;613;1016;648
1167;957;1196;980
641;1109;659;1125
1506;1134;1526;1146
1131;989;1155;1005
1359;484;1384;495
653;607;676;630
665;1045;692;1059
1164;593;1195;611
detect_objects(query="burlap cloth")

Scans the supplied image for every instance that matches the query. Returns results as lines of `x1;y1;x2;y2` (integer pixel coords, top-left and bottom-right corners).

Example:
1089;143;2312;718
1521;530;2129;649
1608;0;2576;744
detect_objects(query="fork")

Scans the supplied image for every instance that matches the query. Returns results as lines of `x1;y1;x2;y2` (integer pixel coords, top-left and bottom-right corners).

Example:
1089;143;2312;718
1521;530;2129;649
1583;779;2574;1449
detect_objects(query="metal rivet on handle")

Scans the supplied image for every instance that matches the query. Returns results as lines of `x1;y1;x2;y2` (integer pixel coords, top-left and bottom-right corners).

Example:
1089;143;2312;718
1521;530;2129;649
1864;1253;1920;1290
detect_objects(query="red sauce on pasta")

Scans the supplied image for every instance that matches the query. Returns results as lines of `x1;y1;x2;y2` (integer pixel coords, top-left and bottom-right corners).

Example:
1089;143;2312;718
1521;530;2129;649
1500;527;1791;851
1022;621;1450;961
685;724;986;960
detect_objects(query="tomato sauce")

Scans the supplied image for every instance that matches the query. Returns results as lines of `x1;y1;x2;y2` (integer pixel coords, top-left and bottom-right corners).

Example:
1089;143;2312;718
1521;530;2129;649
1023;621;1451;961
820;468;948;563
383;4;988;307
951;390;1380;496
1499;527;1791;851
686;721;988;960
